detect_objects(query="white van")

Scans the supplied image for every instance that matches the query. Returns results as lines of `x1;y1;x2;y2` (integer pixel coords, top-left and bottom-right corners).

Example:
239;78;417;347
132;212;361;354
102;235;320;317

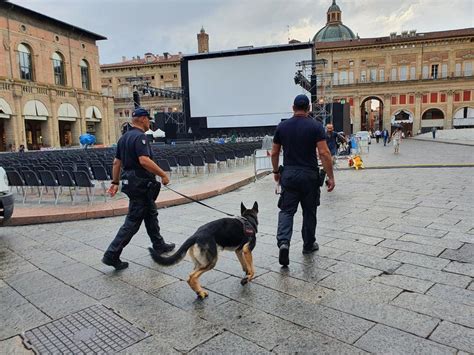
0;167;14;224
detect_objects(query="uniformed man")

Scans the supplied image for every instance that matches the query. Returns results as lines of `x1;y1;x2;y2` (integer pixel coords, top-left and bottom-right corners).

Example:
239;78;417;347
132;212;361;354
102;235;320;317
271;94;335;267
102;108;175;270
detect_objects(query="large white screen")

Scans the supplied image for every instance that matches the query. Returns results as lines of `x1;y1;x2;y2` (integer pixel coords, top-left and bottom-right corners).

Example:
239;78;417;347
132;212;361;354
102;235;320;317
188;47;311;128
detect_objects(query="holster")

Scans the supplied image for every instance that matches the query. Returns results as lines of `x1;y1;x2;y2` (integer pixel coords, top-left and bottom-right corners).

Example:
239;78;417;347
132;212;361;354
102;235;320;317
121;170;161;201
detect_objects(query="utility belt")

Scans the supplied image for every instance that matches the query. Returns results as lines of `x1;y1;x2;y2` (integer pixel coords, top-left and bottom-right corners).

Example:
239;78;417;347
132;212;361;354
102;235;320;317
121;170;161;201
280;165;325;187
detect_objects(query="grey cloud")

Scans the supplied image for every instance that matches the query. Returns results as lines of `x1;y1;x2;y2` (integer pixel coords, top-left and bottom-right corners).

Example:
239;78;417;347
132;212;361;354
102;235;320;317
11;0;474;64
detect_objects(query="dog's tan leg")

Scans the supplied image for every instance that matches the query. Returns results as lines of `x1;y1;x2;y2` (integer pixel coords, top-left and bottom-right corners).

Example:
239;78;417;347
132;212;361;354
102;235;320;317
241;243;255;285
235;249;248;273
187;259;216;299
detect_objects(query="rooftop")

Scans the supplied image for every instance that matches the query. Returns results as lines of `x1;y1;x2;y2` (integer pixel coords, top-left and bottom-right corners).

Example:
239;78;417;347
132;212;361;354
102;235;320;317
101;53;182;69
316;27;474;50
1;1;106;40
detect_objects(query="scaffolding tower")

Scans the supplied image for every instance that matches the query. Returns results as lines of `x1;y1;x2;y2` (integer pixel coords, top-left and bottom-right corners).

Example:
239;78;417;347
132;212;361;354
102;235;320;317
294;58;333;125
125;77;187;134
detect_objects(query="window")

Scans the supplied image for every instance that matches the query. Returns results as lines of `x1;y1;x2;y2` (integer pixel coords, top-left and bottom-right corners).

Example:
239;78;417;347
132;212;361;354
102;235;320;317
431;64;439;79
422;65;429;79
160;75;164;79
80;59;90;90
441;64;447;78
173;74;177;79
339;71;348;84
391;68;397;81
18;43;33;80
410;67;416;80
370;69;376;82
349;71;354;84
399;66;407;81
465;62;473;76
52;52;66;86
360;70;366;82
333;72;339;85
379;69;384;82
349;60;354;67
455;63;462;76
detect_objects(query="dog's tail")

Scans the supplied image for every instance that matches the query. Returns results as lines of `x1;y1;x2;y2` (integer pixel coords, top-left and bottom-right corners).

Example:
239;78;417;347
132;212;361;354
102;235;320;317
148;235;197;266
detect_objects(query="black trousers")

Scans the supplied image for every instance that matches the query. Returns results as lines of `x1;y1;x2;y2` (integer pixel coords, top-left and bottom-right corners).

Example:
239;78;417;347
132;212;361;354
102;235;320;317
105;195;164;257
276;167;320;248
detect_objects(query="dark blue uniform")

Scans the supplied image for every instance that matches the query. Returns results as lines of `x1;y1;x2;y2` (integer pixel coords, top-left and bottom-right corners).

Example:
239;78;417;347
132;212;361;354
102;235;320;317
273;115;326;248
104;127;166;260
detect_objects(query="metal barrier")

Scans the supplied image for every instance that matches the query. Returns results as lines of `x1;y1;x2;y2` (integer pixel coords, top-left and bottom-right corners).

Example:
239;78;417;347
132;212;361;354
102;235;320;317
254;149;282;181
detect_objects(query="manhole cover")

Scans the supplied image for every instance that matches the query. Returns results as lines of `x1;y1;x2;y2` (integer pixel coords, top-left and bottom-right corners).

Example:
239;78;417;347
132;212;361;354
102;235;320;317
21;304;149;354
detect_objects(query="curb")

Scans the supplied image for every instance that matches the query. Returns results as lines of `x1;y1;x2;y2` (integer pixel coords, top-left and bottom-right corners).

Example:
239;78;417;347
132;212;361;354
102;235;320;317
5;171;270;226
410;137;474;147
344;163;474;170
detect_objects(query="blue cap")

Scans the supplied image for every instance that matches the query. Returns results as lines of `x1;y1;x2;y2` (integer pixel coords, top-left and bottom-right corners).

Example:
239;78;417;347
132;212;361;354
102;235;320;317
132;108;150;118
294;94;310;107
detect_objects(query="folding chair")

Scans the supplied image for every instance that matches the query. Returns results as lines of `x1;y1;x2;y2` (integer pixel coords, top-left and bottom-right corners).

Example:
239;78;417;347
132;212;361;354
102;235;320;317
39;171;60;204
6;171;26;203
22;171;43;204
73;171;96;204
55;170;76;204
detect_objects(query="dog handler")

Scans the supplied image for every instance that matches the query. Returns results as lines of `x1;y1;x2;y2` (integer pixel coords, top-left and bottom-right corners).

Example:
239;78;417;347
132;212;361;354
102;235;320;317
102;108;175;270
271;95;335;267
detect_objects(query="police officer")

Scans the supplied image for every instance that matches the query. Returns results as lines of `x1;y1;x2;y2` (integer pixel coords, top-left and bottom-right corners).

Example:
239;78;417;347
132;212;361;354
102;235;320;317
102;108;175;270
271;95;335;267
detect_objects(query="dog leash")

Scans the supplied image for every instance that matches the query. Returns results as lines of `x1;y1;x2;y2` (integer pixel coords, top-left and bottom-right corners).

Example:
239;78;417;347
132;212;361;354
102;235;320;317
164;185;237;217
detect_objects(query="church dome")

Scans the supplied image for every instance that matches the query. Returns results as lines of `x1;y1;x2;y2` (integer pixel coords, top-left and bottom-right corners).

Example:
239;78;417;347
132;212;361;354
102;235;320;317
313;0;356;42
314;24;356;42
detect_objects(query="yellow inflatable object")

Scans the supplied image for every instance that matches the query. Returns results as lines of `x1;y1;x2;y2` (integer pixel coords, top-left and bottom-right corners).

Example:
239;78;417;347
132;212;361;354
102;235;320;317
352;155;364;170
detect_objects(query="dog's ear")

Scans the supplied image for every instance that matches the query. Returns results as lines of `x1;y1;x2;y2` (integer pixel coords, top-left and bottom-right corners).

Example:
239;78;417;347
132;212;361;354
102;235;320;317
252;201;259;213
241;202;246;214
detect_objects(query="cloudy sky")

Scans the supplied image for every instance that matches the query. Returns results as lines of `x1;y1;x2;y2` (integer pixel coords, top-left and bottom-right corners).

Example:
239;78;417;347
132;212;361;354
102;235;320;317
12;0;474;64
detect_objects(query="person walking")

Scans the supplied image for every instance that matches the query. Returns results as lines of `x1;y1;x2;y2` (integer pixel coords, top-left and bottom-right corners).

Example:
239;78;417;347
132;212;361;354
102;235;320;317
102;108;175;270
375;129;381;143
431;126;437;139
391;127;403;154
271;95;335;267
325;124;339;165
382;128;389;146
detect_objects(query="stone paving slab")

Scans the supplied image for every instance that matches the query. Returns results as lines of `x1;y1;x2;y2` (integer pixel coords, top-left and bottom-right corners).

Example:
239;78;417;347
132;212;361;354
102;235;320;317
354;324;456;354
1;141;473;353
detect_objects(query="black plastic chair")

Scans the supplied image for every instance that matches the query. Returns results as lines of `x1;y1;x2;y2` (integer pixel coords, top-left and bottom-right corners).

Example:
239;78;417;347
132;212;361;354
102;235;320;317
55;170;76;204
91;165;109;199
204;152;217;173
6;171;26;202
73;171;96;204
177;155;192;175
215;152;228;169
191;155;205;174
23;171;43;204
39;171;60;204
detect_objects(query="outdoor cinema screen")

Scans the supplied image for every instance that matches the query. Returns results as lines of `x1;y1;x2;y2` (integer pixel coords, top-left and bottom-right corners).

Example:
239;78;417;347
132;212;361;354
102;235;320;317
185;44;312;128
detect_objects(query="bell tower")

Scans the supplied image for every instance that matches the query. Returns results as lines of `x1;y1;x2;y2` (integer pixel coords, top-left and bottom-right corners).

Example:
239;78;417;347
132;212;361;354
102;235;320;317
197;27;209;53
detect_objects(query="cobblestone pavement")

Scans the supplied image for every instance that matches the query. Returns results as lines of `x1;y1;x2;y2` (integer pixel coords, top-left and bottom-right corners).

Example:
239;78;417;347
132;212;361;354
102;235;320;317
1;140;474;354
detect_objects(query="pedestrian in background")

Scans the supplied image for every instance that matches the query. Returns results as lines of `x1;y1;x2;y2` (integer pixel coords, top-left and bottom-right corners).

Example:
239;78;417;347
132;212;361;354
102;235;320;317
271;94;335;267
431;126;437;139
382;128;389;146
375;129;381;143
391;127;403;154
102;108;175;270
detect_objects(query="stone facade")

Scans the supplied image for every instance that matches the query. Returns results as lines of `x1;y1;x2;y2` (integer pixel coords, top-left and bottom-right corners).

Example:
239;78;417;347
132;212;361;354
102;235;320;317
100;53;182;137
0;2;115;151
314;3;474;133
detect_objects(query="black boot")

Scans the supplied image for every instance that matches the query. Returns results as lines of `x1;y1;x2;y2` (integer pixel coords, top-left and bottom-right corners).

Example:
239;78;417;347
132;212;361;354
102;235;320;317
102;253;129;270
302;242;319;254
279;244;289;267
153;241;175;254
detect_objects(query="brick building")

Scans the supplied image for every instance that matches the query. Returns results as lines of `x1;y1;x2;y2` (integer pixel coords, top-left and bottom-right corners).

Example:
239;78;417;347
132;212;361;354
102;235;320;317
314;1;474;133
0;2;115;151
100;52;182;137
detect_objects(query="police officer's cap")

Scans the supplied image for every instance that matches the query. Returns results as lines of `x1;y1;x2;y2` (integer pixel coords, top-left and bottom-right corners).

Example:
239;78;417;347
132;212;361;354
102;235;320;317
132;108;151;118
294;94;310;108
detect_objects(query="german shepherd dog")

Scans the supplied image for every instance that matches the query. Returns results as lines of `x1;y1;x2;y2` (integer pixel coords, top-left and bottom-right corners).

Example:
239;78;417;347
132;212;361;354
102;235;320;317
149;202;258;299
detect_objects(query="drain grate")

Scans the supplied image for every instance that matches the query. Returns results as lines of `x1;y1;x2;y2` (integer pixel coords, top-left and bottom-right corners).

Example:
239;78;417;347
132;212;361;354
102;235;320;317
21;304;149;354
